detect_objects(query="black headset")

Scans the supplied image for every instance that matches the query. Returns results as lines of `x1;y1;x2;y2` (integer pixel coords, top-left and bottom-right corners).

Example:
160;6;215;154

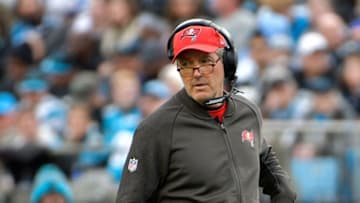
167;18;238;83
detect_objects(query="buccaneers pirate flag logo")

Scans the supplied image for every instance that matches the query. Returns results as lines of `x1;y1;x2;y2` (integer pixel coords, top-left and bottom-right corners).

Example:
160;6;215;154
241;130;254;148
181;27;201;41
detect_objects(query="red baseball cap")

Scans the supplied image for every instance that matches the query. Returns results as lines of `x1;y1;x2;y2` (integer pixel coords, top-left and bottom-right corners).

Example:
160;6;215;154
172;25;226;63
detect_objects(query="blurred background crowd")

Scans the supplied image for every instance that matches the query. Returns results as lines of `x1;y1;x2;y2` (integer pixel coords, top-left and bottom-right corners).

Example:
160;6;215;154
0;0;360;202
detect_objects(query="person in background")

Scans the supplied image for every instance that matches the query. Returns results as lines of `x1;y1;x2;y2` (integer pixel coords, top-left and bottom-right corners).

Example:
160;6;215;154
0;42;34;95
10;0;45;46
102;69;142;182
101;68;142;145
16;73;68;143
0;92;53;187
63;102;107;173
338;41;360;117
158;63;184;96
313;12;348;66
40;53;74;98
292;31;336;90
260;64;311;120
30;164;73;203
100;0;142;58
235;30;272;87
164;0;207;28
0;92;20;148
210;0;256;49
305;78;355;121
139;79;171;118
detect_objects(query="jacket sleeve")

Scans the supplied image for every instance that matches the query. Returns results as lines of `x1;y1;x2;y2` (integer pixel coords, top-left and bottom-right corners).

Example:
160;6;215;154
116;123;171;203
259;141;297;203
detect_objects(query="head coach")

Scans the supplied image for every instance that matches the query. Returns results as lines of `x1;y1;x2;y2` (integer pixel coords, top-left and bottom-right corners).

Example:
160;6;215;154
116;18;297;203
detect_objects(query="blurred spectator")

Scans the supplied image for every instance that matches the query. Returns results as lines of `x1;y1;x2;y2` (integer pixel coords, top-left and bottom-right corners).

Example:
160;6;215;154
106;129;133;182
338;41;360;116
267;33;293;66
42;0;86;58
112;42;143;75
305;78;355;120
106;12;170;78
164;0;207;28
293;31;336;90
10;0;46;46
0;93;53;186
100;0;142;58
0;4;12;79
0;164;14;203
158;63;183;95
71;168;117;203
30;164;73;203
68;71;98;104
307;0;334;24
349;18;360;42
17;107;58;151
138;0;166;14
68;71;103;125
314;12;348;66
26;31;46;63
89;0;108;34
16;73;68;142
257;0;291;39
0;109;53;186
210;0;256;50
43;0;88;26
102;69;142;182
16;74;47;109
235;30;272;86
63;103;107;172
102;69;142;144
331;0;357;24
257;0;310;43
0;42;33;94
40;53;74;98
139;79;171;118
66;13;103;71
0;92;20;147
136;13;170;80
260;64;311;119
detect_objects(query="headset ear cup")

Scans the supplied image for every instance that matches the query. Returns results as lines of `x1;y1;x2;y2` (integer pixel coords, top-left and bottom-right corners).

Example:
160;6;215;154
167;38;174;61
223;48;237;81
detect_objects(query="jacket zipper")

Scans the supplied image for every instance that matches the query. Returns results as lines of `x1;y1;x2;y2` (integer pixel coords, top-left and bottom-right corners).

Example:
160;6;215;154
220;122;242;199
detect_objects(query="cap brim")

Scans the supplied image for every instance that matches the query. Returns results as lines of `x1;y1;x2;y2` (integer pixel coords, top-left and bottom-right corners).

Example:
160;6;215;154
171;44;219;63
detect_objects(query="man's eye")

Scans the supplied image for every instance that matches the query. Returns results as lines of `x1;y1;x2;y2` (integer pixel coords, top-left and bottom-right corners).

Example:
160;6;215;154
178;61;189;67
200;58;212;64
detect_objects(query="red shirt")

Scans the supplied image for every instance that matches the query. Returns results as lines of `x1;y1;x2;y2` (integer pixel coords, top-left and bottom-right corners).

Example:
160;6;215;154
207;102;227;124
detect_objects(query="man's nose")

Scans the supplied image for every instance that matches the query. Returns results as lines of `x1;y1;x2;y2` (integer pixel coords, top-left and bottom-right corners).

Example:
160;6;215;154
193;67;202;77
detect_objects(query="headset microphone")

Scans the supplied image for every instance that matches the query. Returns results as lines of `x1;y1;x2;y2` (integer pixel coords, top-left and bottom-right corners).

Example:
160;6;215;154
203;95;228;106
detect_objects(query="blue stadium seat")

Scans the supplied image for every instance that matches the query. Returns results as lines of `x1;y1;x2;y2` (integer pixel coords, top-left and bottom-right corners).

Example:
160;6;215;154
290;157;339;203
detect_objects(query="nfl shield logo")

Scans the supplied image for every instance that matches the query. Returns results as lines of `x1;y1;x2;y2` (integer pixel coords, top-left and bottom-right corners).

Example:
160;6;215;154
128;157;138;173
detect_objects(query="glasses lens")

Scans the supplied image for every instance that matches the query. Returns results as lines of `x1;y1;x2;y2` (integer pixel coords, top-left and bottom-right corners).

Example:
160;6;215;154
181;68;193;77
178;57;219;77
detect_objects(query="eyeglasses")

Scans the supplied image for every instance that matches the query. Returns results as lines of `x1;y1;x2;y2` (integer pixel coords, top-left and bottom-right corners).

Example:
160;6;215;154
177;57;221;77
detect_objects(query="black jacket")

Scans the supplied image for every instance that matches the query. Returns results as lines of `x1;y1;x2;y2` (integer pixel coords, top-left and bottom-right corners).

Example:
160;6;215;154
116;89;296;202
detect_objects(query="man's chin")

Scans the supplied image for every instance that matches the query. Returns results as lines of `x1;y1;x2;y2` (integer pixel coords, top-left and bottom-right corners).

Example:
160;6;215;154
191;94;212;105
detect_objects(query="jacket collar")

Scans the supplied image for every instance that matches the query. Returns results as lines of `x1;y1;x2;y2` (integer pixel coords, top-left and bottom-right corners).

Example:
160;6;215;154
175;88;235;120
